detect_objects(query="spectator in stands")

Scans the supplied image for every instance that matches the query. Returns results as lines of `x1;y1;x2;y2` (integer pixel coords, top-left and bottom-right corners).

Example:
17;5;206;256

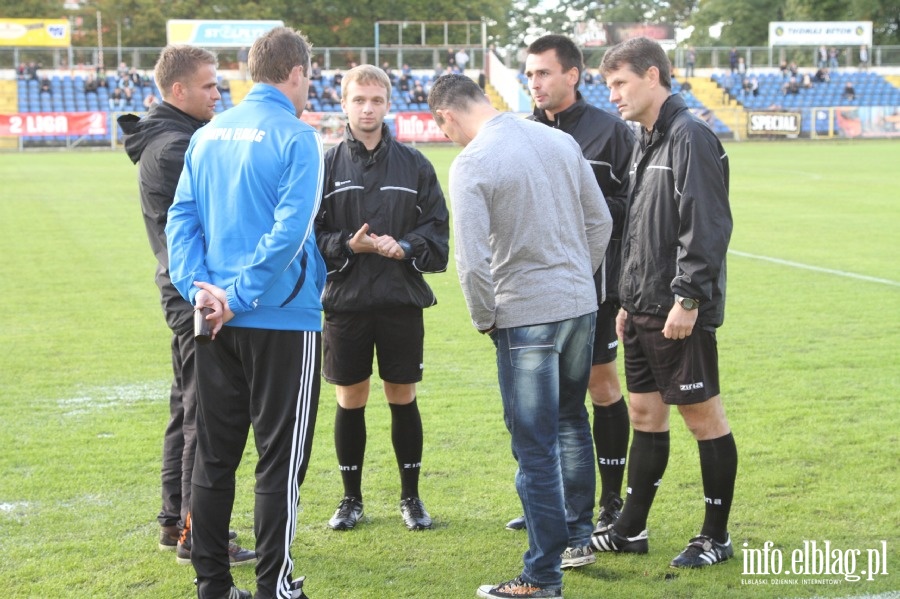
779;60;789;79
398;72;412;92
737;56;746;77
39;77;52;95
307;84;319;101
433;63;444;78
729;48;738;74
84;74;99;94
828;47;840;70
446;48;457;69
842;80;856;101
788;61;799;77
814;67;830;83
217;77;230;94
455;48;470;72
782;77;800;96
818;46;828;69
401;63;412;76
859;45;869;71
129;67;142;87
109;86;125;110
116;61;129;79
801;73;812;89
322;85;341;106
310;61;323;81
332;69;344;87
583;68;595;85
96;72;109;90
143;93;158;110
409;82;427;104
120;76;135;106
748;76;759;97
16;63;26;79
685;47;696;78
27;62;40;80
681;80;693;94
237;46;249;80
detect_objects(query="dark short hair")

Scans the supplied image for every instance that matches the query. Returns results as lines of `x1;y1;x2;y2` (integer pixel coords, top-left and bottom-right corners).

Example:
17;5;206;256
154;45;217;98
599;36;672;91
527;34;584;84
427;74;487;124
249;26;311;84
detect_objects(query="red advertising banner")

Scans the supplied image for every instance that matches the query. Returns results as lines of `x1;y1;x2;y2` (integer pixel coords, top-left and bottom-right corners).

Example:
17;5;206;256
0;112;108;137
394;112;449;143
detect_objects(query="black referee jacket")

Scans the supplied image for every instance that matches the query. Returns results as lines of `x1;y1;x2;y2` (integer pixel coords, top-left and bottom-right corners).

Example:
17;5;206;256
621;93;732;330
315;124;449;312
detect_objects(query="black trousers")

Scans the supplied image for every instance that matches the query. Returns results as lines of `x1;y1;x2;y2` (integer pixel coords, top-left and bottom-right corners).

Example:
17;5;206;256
191;327;321;599
159;326;197;529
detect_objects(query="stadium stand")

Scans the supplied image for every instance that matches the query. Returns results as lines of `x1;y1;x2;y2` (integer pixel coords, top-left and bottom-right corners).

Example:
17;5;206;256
711;70;900;135
13;73;236;145
6;67;899;145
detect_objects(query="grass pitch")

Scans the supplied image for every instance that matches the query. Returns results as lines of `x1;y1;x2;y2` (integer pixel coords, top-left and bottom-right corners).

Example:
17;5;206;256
0;140;898;598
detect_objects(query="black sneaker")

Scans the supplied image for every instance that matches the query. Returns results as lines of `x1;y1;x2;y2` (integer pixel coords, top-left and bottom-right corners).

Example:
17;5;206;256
221;586;251;599
476;576;562;599
399;497;433;530
590;527;649;554
670;534;733;568
327;496;364;530
593;494;623;534
175;539;256;567
504;515;526;531
289;576;309;599
159;525;180;551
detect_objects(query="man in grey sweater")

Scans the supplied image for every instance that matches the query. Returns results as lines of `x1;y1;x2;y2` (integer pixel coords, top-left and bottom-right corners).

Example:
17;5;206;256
428;74;612;599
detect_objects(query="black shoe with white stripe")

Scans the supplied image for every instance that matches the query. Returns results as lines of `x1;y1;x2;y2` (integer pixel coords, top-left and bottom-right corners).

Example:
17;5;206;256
669;534;733;568
590;527;649;554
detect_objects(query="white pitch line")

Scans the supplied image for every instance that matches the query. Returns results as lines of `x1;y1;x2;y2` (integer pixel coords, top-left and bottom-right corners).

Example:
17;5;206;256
729;250;900;288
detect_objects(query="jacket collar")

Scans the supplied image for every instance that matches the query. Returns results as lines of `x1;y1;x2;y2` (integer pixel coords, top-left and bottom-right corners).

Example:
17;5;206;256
344;122;392;164
641;93;688;147
531;91;587;129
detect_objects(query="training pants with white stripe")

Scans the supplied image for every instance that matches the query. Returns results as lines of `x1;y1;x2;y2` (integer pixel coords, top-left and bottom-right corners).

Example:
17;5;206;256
191;327;321;599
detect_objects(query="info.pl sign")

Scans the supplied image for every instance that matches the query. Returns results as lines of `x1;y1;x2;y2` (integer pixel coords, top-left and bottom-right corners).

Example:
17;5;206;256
394;112;449;143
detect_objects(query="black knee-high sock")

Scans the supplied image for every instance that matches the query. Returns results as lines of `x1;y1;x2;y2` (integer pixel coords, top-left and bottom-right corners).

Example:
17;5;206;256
614;430;670;536
389;399;423;499
334;404;366;500
593;397;630;503
699;432;738;543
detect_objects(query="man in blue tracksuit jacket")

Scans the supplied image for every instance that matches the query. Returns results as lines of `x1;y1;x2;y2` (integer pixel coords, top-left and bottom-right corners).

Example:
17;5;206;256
166;27;323;599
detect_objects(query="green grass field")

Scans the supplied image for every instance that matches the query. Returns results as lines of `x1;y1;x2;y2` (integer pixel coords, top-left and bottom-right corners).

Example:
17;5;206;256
0;140;898;598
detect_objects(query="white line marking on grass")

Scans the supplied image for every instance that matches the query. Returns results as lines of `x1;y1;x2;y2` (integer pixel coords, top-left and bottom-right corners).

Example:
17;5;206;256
729;250;900;288
57;381;168;416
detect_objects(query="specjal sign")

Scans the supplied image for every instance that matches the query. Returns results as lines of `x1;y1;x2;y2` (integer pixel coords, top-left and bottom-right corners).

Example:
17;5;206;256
748;112;802;136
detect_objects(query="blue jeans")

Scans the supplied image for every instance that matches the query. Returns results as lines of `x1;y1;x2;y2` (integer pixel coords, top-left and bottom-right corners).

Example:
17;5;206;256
493;313;596;588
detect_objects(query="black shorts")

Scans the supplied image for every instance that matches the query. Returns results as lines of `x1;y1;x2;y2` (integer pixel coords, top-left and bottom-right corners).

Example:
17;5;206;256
592;301;620;365
623;313;720;405
322;306;424;386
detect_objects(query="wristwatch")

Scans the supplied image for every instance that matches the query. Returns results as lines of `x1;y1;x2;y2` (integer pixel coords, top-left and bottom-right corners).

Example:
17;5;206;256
675;295;700;310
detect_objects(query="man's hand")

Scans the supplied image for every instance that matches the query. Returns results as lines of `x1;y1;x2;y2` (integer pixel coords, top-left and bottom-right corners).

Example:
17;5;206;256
348;223;378;254
369;233;406;260
615;308;628;339
193;281;234;339
662;303;698;340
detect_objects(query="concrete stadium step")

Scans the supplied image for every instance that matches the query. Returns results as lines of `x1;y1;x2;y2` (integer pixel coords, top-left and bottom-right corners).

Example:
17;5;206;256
485;83;509;112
